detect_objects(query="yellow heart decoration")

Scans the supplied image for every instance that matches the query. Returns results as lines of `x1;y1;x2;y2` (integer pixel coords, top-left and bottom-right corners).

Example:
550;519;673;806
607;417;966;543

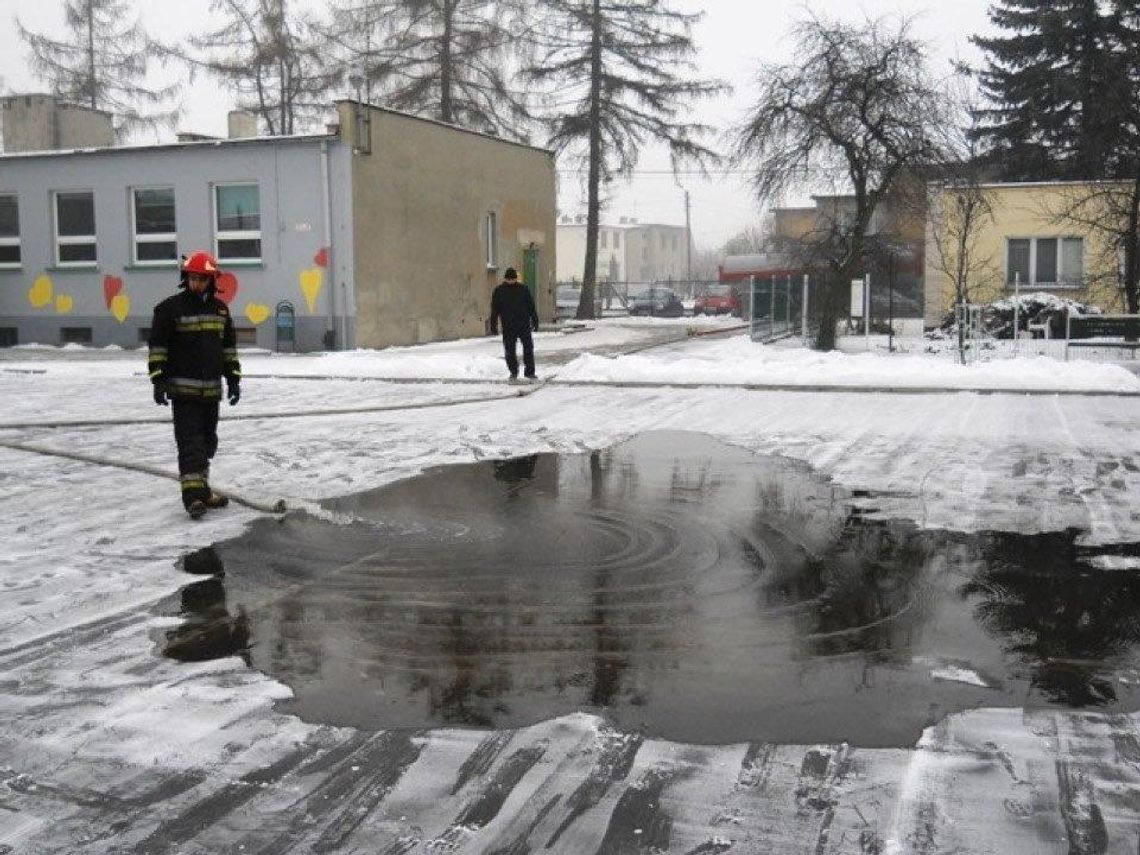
28;275;53;308
110;293;130;323
55;294;74;314
245;303;271;325
299;268;323;313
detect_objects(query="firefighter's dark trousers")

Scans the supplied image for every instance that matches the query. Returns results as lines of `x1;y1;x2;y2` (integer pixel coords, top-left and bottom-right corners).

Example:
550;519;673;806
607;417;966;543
172;398;220;509
501;327;535;378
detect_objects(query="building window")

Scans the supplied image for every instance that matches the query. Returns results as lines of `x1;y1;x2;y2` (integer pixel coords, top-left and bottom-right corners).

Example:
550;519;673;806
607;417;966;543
614;232;621;249
54;191;97;265
1007;237;1083;287
599;231;608;249
132;187;177;264
214;183;261;261
0;195;20;267
0;327;17;347
60;326;93;345
485;211;498;269
1061;238;1084;284
235;327;258;344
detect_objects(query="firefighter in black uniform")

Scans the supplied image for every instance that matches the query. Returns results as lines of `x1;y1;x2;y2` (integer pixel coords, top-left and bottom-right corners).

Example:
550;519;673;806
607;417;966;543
148;251;242;519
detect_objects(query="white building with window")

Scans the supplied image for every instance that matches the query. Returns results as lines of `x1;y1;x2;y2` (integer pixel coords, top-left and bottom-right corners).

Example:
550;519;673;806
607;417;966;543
556;216;688;286
0;97;556;350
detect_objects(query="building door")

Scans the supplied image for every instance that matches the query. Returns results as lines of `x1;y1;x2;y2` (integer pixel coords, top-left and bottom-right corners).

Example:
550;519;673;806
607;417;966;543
523;247;539;299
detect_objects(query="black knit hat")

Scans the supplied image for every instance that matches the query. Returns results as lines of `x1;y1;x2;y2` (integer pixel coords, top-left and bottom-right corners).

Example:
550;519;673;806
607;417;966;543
504;267;519;281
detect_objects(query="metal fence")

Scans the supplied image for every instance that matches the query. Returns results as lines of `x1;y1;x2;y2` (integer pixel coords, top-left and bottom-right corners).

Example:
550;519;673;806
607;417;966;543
748;275;813;342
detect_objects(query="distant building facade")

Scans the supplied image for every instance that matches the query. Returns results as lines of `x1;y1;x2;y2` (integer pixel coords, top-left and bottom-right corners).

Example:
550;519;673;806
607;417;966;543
1;94;114;153
556;216;688;284
0;98;556;350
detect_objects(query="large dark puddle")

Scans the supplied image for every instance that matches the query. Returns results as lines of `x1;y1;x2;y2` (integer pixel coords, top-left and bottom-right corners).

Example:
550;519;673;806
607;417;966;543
159;432;1140;747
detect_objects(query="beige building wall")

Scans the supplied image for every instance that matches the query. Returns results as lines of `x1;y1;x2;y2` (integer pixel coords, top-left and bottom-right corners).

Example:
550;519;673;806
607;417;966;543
338;102;556;347
924;181;1123;327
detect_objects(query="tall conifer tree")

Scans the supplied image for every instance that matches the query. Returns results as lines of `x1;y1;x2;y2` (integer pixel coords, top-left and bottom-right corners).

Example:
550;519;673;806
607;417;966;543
323;0;530;140
17;0;179;137
971;0;1122;180
159;0;340;136
522;0;723;319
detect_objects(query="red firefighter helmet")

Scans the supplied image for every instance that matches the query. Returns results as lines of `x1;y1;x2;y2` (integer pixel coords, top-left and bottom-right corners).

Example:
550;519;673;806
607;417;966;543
181;251;221;278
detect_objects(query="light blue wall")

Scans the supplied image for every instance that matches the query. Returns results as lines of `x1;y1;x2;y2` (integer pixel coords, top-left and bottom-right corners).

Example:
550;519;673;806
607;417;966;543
0;136;354;351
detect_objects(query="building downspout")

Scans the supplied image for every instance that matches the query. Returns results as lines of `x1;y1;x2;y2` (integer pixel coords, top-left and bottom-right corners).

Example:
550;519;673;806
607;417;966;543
320;140;337;349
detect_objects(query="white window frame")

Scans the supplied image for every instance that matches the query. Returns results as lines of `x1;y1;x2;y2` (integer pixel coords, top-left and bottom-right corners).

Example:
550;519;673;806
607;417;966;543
0;194;20;269
213;181;262;263
53;190;97;267
1006;236;1084;289
130;186;178;266
485;211;498;269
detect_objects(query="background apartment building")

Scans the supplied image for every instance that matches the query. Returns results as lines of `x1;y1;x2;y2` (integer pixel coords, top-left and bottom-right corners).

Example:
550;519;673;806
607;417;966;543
556;215;689;286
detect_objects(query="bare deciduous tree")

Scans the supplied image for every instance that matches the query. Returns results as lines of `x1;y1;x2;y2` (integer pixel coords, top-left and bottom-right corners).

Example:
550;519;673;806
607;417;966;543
734;13;950;350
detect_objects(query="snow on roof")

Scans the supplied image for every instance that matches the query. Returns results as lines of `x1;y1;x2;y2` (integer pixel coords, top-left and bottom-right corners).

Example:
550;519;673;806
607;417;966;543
0;131;338;161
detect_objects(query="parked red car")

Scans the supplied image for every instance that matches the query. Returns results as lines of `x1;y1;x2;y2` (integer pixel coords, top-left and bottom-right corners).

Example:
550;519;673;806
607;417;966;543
694;284;740;316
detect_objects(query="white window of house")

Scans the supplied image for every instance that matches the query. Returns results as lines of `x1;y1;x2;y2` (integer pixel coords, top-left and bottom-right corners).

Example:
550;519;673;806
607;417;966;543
1006;239;1030;285
614;231;621;249
54;191;97;265
131;187;177;264
1060;238;1084;284
214;183;261;262
0;195;19;267
599;231;608;249
485;211;498;268
1007;237;1083;287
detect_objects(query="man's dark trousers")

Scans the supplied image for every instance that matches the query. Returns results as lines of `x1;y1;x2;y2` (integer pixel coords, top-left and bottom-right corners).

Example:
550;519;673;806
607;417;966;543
502;328;535;378
172;398;219;508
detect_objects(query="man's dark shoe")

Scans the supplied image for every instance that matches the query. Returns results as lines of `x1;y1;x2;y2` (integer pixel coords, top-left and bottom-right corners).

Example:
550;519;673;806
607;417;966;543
204;492;230;509
187;500;208;520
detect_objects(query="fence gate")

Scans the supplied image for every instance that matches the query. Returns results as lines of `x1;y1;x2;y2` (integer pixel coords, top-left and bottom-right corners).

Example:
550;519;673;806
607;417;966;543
750;275;803;342
954;303;985;363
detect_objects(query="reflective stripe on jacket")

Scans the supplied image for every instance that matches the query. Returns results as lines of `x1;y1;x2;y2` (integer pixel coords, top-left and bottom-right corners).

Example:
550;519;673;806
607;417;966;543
148;290;241;399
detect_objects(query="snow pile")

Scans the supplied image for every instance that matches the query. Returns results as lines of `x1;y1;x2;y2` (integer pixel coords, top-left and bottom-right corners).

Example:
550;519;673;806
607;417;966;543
553;336;1140;391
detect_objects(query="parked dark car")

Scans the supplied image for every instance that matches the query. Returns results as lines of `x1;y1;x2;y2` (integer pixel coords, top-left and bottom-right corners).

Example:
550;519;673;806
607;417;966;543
628;287;684;317
694;284;741;316
556;285;581;320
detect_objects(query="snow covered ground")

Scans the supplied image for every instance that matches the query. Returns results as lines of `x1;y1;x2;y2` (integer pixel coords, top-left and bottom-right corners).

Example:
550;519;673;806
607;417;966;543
4;321;1140;852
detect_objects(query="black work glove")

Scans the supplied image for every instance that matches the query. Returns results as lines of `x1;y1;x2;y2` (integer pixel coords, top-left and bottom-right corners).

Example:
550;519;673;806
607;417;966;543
227;380;241;406
153;384;168;406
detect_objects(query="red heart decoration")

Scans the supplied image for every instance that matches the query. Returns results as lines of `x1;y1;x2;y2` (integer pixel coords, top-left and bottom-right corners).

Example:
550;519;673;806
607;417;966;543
103;275;123;308
314;246;329;268
214;272;239;304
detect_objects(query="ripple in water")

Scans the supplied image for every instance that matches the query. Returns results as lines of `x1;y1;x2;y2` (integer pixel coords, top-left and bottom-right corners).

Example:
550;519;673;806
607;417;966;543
158;431;1140;746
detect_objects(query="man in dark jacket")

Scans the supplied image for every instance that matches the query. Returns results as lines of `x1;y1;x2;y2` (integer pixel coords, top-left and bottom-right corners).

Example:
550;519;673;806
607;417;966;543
489;267;539;382
148;251;242;519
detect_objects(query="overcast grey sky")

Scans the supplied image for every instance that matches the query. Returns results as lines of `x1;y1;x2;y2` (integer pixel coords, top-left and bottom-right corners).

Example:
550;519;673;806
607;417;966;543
0;0;996;248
